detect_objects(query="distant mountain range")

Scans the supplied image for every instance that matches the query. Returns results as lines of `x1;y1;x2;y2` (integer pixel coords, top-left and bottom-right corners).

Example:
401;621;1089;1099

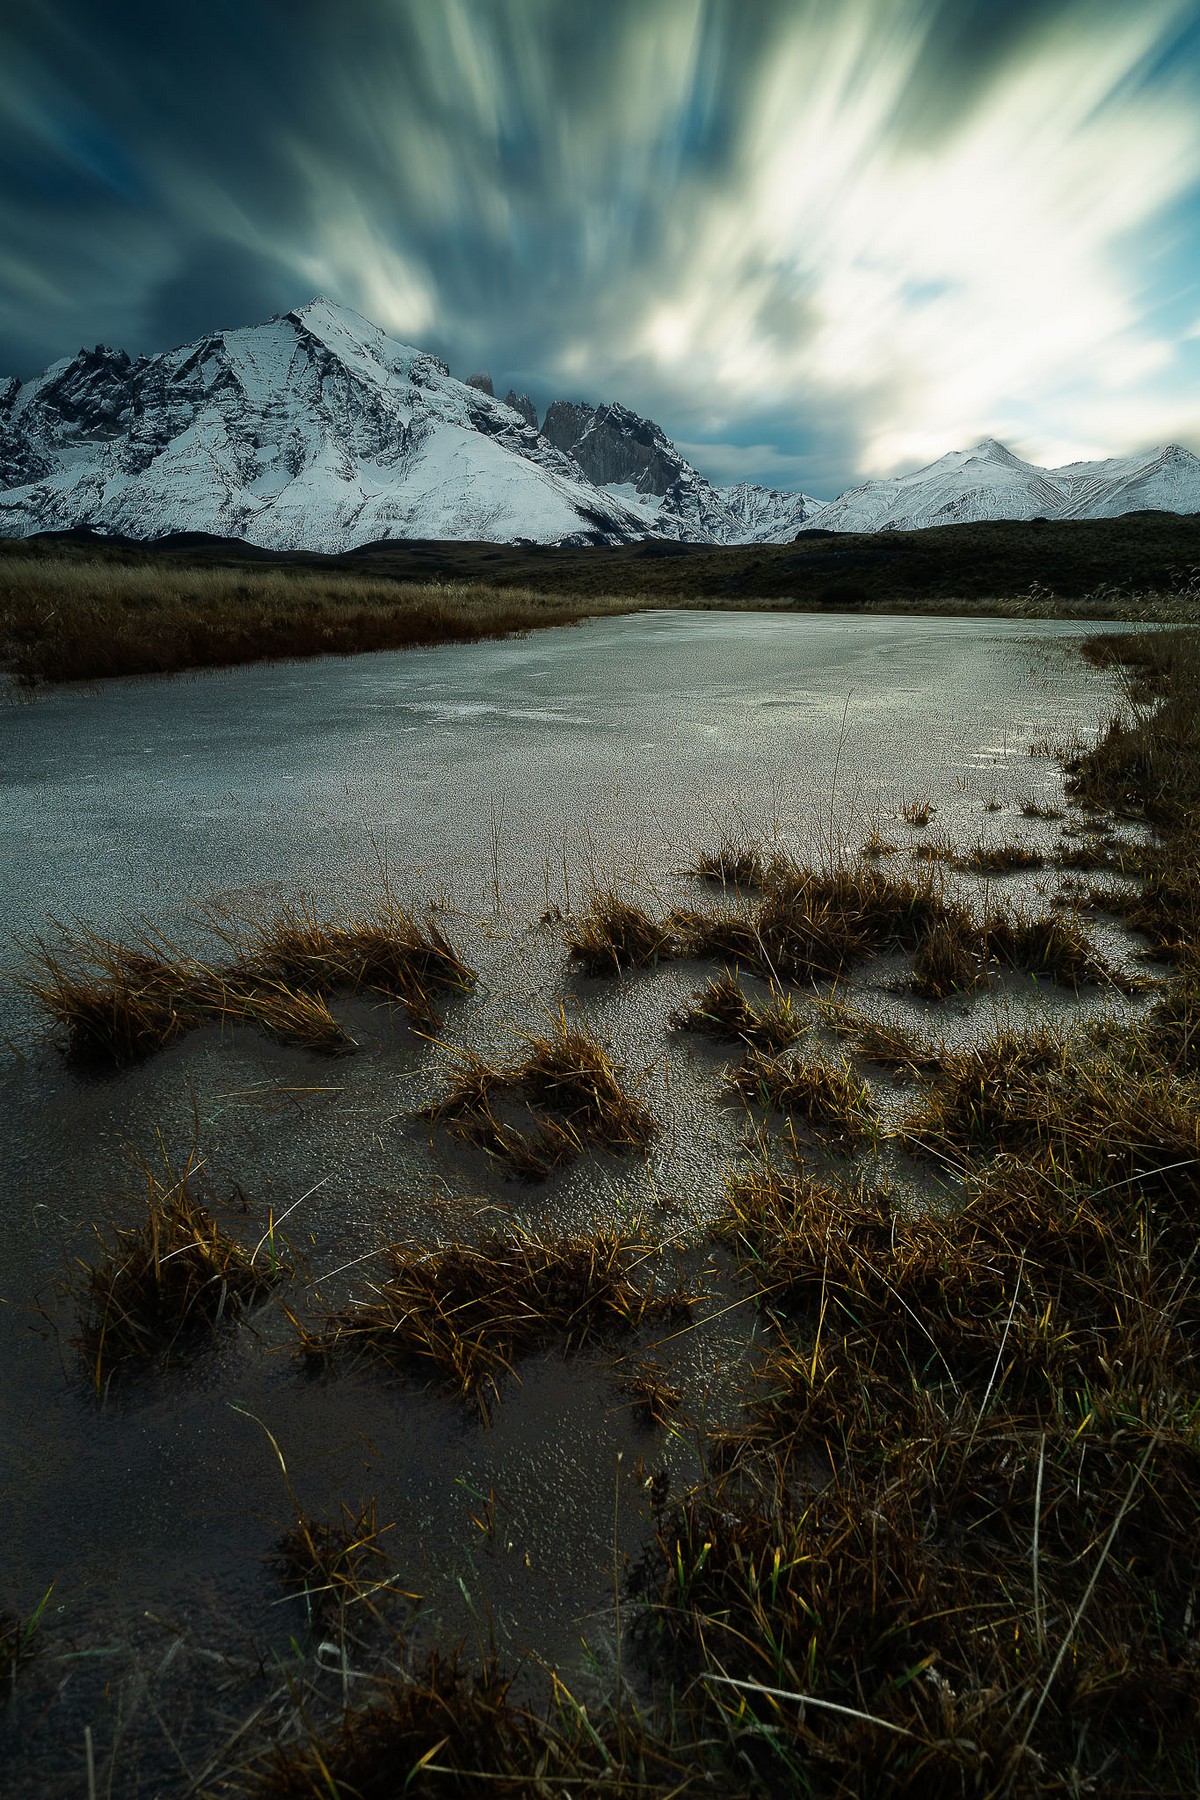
0;298;1196;550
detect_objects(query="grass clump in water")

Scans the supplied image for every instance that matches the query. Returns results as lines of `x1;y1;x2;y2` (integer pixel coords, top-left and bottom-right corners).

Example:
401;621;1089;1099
910;911;985;998
246;1646;651;1798
627;1156;1200;1795
671;856;952;984
73;1155;282;1391
19;897;474;1064
726;1047;879;1147
564;890;673;975
669;968;804;1052
684;839;768;888
425;1013;657;1180
819;999;944;1079
300;1229;687;1411
959;839;1046;873
275;1500;396;1628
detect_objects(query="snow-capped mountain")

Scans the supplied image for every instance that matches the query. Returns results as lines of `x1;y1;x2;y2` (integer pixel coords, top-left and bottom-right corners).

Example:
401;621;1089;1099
0;297;1196;549
799;437;1200;534
0;299;653;550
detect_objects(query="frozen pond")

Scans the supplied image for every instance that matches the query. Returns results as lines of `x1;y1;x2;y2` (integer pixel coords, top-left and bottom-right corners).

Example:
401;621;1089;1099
0;609;1131;1019
0;610;1144;1796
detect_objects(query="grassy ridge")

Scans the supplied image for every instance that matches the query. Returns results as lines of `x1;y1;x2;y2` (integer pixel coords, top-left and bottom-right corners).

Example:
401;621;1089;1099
3;510;1200;686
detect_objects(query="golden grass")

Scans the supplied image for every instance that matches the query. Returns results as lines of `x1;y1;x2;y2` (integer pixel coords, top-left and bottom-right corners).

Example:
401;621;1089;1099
725;1047;879;1147
684;839;769;888
668;968;804;1052
275;1500;394;1628
0;552;635;685
959;839;1045;872
629;1155;1200;1794
564;890;674;976
818;999;944;1079
246;1645;676;1798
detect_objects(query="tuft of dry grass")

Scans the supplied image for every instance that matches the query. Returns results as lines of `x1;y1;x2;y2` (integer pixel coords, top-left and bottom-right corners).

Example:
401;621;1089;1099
245;1645;658;1798
726;1047;879;1147
627;1154;1200;1795
959;839;1046;873
901;794;935;827
984;906;1126;988
300;1229;689;1410
73;1155;283;1391
910;911;986;997
684;839;768;888
669;968;804;1052
620;1357;685;1427
819;999;944;1080
564;891;673;976
424;1014;657;1180
19;898;473;1064
275;1500;395;1627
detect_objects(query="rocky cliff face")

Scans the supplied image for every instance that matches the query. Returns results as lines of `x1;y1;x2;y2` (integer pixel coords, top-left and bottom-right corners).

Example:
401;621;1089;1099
504;390;538;429
542;399;685;494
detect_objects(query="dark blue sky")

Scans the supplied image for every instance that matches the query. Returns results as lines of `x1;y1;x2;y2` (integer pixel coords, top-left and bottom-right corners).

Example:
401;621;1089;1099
2;0;1199;494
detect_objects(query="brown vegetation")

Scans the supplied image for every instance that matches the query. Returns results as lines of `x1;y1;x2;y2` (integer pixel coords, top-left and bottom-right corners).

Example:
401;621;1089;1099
669;968;804;1052
0;550;633;686
424;1013;657;1180
725;1047;879;1147
564;890;674;975
298;1229;689;1412
19;898;474;1064
73;1156;282;1391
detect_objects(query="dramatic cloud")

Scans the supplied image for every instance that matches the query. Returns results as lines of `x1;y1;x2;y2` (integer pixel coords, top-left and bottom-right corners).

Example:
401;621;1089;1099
1;0;1198;493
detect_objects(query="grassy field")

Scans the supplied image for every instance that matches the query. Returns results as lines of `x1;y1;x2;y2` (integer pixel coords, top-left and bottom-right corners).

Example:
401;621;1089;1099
2;511;1199;685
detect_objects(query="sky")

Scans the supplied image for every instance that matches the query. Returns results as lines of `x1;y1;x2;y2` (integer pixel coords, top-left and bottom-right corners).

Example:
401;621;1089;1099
2;0;1200;498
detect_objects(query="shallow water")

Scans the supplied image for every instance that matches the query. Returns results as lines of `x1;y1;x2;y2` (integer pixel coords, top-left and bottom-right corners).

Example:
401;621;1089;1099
0;610;1147;1794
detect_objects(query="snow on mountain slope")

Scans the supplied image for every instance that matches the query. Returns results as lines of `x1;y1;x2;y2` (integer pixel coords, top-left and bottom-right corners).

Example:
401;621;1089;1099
713;481;826;542
1052;443;1200;520
802;439;1067;533
0;299;651;550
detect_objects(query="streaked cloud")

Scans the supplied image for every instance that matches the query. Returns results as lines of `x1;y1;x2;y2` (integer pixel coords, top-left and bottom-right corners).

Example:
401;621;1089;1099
1;0;1198;493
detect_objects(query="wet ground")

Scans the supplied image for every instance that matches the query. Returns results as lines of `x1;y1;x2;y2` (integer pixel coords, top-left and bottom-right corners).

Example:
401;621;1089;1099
0;610;1154;1794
